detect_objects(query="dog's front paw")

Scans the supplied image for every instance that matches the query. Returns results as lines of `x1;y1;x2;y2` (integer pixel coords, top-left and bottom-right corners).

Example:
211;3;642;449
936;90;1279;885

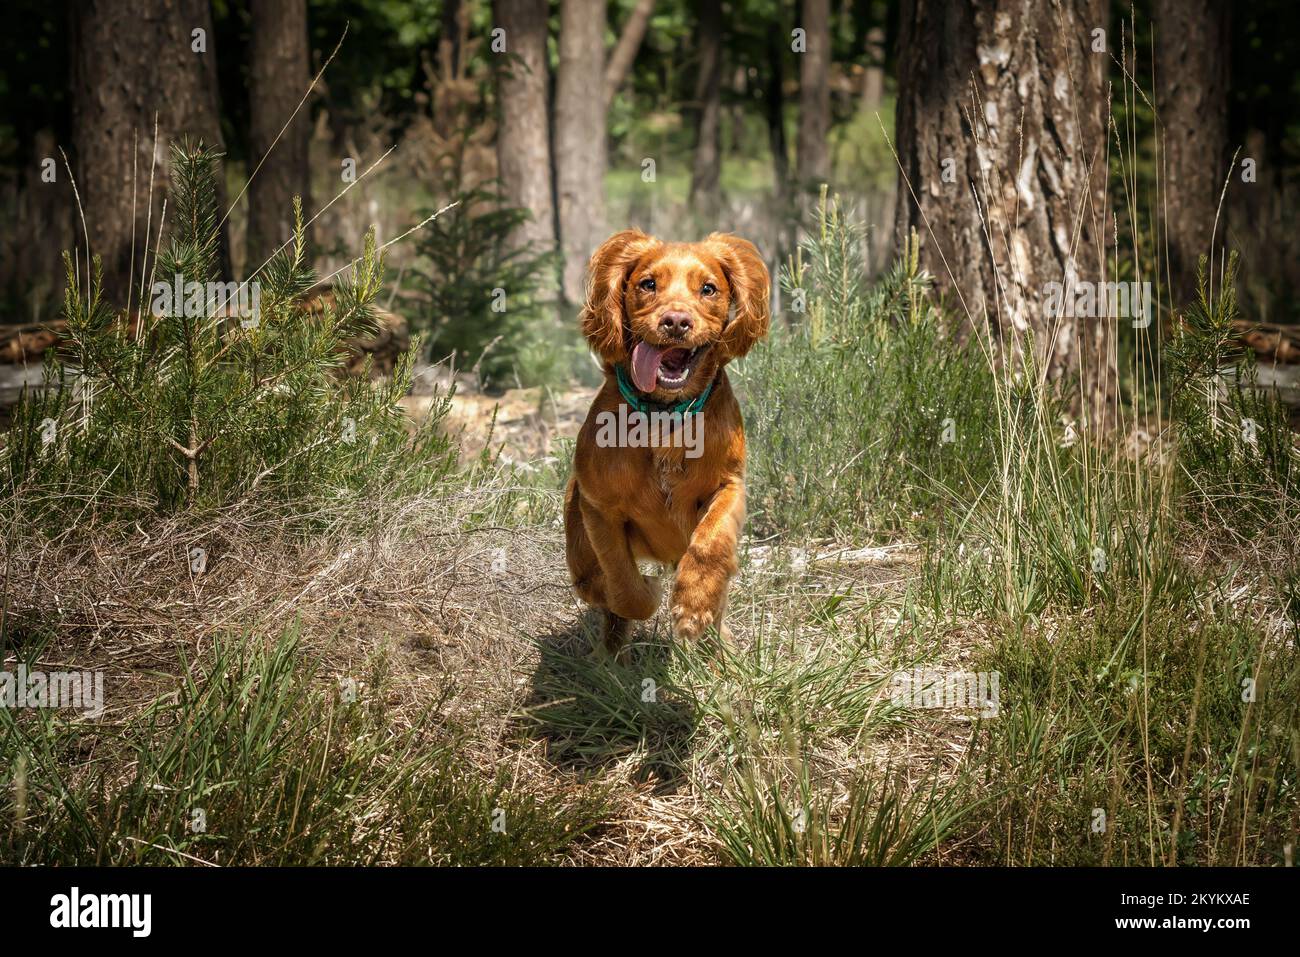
671;603;715;642
670;560;726;642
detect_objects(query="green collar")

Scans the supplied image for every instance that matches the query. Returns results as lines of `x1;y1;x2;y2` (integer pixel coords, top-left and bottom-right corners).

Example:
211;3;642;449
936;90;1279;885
615;364;716;417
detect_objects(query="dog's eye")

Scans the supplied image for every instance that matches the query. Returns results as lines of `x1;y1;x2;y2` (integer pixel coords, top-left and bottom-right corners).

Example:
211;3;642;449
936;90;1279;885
638;277;656;292
701;282;717;297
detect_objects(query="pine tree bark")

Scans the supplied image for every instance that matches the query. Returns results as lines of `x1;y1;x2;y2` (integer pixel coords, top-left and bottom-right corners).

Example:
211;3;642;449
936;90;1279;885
767;27;789;195
690;0;723;222
495;0;556;252
248;0;313;270
555;0;608;304
1154;0;1230;312
893;0;1116;432
796;0;832;189
71;0;230;306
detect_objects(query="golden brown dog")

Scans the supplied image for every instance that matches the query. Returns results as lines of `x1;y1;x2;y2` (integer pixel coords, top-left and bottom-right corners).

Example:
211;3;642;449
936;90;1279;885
565;229;771;658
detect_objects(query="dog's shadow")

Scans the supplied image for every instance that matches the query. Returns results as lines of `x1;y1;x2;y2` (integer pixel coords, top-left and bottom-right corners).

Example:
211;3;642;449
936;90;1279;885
517;608;698;790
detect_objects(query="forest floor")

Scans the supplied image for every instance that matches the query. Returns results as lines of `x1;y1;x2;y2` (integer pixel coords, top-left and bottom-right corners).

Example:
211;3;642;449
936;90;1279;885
7;374;1295;866
404;377;590;464
5;380;983;865
10;496;964;865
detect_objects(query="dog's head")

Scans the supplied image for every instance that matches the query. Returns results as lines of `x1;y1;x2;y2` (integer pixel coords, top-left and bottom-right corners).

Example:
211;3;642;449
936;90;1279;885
580;229;770;399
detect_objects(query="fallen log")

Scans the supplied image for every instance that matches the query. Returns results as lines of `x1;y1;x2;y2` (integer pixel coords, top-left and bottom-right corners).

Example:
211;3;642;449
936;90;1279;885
0;284;409;377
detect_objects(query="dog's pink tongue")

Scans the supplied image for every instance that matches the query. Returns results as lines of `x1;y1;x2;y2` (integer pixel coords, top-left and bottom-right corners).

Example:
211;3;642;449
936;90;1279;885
630;341;663;393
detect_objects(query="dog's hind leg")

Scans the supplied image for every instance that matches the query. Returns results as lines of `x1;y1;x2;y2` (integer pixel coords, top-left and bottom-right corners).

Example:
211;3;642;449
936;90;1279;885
577;496;662;622
596;610;632;665
567;486;661;619
565;480;642;661
565;477;608;608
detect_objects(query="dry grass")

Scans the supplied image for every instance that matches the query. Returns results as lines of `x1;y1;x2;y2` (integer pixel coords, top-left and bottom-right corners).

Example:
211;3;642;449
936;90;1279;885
1;474;980;865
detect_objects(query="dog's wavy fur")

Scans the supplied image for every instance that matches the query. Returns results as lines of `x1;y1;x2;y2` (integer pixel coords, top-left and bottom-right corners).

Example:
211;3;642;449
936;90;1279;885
565;229;771;658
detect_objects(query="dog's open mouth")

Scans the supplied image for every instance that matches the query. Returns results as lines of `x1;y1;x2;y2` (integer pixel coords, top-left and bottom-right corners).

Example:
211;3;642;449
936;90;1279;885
630;341;708;392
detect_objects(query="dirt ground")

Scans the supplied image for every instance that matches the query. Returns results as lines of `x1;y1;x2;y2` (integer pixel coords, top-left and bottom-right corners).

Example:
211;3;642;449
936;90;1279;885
400;365;593;463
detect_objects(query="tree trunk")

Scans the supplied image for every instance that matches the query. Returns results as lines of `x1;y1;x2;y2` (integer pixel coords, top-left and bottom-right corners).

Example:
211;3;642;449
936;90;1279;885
861;25;885;109
690;0;723;222
247;0;312;271
555;0;607;304
495;0;556;252
1154;0;1230;312
893;0;1116;432
796;0;832;189
604;0;657;109
70;0;230;306
441;0;464;79
767;27;789;195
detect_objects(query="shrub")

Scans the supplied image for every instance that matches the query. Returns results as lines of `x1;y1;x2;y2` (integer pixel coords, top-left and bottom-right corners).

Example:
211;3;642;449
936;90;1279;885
742;197;999;539
406;183;559;390
0;140;452;515
1167;252;1298;534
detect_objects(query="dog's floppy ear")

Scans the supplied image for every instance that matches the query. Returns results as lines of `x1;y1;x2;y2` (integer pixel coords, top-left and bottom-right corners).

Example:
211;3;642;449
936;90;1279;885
580;228;662;364
702;233;771;358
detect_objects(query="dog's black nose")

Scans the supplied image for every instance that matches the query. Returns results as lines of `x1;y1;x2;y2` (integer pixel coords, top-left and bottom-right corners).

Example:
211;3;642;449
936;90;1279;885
658;311;693;337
